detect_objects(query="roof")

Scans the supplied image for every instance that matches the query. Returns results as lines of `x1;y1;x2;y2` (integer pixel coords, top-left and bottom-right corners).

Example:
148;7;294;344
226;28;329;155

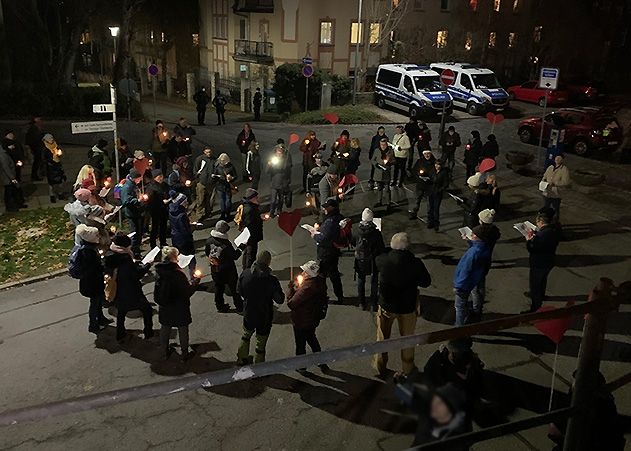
378;64;436;76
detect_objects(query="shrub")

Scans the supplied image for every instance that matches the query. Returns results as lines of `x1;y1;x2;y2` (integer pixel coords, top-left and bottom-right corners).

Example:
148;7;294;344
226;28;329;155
330;74;353;106
272;63;324;114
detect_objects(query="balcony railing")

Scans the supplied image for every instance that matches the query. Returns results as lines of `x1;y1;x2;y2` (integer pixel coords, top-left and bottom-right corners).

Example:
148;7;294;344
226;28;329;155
233;39;274;65
233;0;274;13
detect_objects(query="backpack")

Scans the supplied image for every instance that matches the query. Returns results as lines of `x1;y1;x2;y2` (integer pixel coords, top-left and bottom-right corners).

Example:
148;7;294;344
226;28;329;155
113;181;123;200
234;204;245;231
354;236;371;263
334;218;353;249
207;242;224;273
68;245;85;279
104;268;118;303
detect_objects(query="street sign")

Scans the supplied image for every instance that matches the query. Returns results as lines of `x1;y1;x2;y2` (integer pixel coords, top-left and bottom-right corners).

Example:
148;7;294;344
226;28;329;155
440;69;456;86
539;67;559;90
71;120;115;134
302;57;313;65
93;104;115;113
118;78;137;98
148;64;159;76
302;65;314;78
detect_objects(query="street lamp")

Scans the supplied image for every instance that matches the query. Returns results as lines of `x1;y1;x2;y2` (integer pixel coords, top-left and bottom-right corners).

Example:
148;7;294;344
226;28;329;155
352;0;363;106
109;26;120;65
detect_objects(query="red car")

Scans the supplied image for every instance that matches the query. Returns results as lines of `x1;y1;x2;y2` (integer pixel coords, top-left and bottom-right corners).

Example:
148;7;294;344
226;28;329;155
566;79;604;103
507;81;569;107
517;107;624;156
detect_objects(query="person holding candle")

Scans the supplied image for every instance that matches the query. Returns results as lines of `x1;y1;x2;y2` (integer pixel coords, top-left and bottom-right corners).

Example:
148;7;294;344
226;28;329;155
146;169;169;248
369;126;389;188
267;140;293;218
408;150;436;222
236;250;284;364
2;130;26;183
299;131;321;192
311;198;344;304
306;153;329;209
463;130;482;182
239;188;264;271
428;159;450;232
236;123;256;181
150;120;170;172
0;138;25;212
212;153;238;221
169;192;196;279
205;220;244;312
371;138;395;210
42;133;68;203
154;246;200;361
119;168;145;259
193;147;217;221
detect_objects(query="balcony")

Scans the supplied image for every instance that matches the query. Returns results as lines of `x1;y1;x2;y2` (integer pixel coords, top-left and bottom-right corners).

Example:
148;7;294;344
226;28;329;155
233;0;274;13
233;40;274;65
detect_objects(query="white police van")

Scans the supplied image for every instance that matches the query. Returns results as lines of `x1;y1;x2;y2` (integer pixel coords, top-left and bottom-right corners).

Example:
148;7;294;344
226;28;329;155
429;62;509;115
374;64;453;118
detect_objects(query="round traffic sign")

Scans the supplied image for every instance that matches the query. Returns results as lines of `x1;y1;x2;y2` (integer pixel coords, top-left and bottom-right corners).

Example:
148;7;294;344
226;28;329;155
440;69;456;86
148;64;159;76
302;65;314;78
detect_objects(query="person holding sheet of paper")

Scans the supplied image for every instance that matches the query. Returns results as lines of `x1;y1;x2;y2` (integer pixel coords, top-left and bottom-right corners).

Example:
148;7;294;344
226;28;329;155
459;174;493;229
523;209;560;313
239;188;264;270
541;154;571;222
192;147;217;222
453;232;491;326
311;198;345;304
353;208;385;311
146;169;169;248
408;150;436;222
371;138;395;211
205;220;244;312
169;192;196;279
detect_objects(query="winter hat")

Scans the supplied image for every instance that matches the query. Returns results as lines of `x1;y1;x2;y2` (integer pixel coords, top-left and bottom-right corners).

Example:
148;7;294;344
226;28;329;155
134;150;145;159
479;158;496;173
300;260;320;278
472;224;492;242
471;130;480;138
390;232;409;251
361;208;374;223
256;250;272;267
447;337;473;355
75;224;100;244
214;220;230;234
448;126;455;132
467;173;481;188
322;198;339;210
151;169;163;178
243;188;259;201
478;208;496;224
538;207;555;222
74;188;92;202
128;168;141;179
112;233;132;248
434;383;467;416
422;149;433;155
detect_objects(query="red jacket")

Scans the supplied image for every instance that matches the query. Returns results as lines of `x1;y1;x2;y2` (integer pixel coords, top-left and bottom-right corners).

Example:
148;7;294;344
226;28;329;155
287;276;328;329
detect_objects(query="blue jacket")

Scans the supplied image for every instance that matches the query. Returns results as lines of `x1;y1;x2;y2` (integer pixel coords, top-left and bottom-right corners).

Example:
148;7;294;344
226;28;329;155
453;240;491;292
120;177;142;219
314;211;342;259
169;203;194;254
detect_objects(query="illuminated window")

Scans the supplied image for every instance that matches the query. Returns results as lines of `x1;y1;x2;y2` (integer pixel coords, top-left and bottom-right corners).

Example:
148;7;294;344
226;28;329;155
469;0;478;11
351;22;363;44
488;32;497;48
150;30;155;44
320;21;333;45
464;32;473;51
192;33;200;46
494;0;501;11
513;0;520;11
161;32;166;43
369;23;381;44
436;30;448;48
533;25;542;43
508;32;517;48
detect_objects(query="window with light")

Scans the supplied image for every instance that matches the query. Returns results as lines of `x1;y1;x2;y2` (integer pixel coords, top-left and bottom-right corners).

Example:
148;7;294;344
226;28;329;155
436;30;448;48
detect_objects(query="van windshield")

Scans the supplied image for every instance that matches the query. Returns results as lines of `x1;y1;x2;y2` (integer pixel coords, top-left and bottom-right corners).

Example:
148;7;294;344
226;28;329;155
471;73;501;89
414;75;442;92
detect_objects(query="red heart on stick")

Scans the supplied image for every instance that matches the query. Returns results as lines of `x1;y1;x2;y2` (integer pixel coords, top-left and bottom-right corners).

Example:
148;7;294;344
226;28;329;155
278;209;303;236
486;112;505;124
289;133;300;145
533;301;575;344
324;113;340;124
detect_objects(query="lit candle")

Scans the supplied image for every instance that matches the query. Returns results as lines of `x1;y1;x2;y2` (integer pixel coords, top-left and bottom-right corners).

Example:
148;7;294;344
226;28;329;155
466;144;471;150
383;159;388;164
185;180;192;187
110;225;117;233
419;169;424;174
148;159;153;165
141;193;149;201
193;269;202;278
343;152;349;158
296;274;304;286
264;213;270;220
335;141;339;146
337;188;343;194
57;149;63;156
270;156;280;166
99;249;104;256
16;160;23;167
305;139;310;145
162;131;167;137
305;200;311;207
314;223;320;230
104;180;111;188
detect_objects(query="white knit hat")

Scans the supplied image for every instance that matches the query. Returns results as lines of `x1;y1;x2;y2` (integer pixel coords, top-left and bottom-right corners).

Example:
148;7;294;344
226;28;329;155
478;208;496;224
467;173;481;188
361;208;374;223
76;224;100;244
300;260;320;278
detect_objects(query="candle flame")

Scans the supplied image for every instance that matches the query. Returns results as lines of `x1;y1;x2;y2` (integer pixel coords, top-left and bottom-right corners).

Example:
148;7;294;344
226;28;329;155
297;274;304;286
194;269;202;278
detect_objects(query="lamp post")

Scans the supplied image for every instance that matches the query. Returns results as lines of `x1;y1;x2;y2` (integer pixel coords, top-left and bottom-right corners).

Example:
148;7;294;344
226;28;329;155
109;26;120;65
352;0;363;106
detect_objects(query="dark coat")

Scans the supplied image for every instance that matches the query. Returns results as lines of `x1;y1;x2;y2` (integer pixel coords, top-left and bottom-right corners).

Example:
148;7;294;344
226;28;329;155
299;137;321;167
369;133;389;159
461;188;494;228
119;177;143;219
253;91;263;107
464;138;482;166
167;138;189;161
242;201;263;243
347;146;361;174
193;154;216;187
44;150;65;185
431;168;450;195
169;203;194;255
212;94;227;112
527;224;560;269
245;150;261;180
2;137;25;162
145;180;169;215
287;276;328;330
103;251;150;310
314;210;343;259
371;147;395;183
154;261;194;327
405;121;422;145
78;243;104;298
25;125;43;155
411;156;436;191
353;222;386;275
205;233;242;280
236;130;256;154
376;249;431;314
439;131;462;152
238;262;284;331
213;161;237;192
480;140;499;160
193;90;210;109
266;150;292;190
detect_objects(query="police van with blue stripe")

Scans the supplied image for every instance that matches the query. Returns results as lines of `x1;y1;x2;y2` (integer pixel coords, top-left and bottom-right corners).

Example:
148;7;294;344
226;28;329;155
374;64;453;118
429;62;510;116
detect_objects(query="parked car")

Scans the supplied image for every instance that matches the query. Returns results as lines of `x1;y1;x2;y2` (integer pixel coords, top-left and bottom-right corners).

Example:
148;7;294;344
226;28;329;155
566;79;605;103
517;107;624;156
507;81;568;107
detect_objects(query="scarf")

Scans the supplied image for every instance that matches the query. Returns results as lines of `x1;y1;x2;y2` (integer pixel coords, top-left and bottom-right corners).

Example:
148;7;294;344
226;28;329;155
109;243;135;259
210;230;229;240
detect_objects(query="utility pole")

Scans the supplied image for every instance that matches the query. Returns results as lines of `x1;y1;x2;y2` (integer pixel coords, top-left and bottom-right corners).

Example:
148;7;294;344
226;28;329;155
0;0;12;88
352;0;363;105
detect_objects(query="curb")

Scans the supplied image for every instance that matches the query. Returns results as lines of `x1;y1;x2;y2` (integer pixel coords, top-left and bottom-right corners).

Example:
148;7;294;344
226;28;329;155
0;268;68;291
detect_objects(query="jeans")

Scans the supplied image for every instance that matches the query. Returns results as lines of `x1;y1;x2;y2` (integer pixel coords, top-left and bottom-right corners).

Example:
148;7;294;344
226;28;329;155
160;324;189;354
427;192;443;227
197;108;206;125
242;242;258;271
441;148;456;174
127;216;143;257
150;210;168;248
529;266;552;311
88;294;106;328
319;254;344;300
408;187;429;216
293;326;322;355
212;273;243;310
357;270;378;309
543;197;562;222
454;285;485;326
238;324;270;363
392;157;407;185
373;307;417;375
218;190;232;219
216;110;225;125
116;302;153;339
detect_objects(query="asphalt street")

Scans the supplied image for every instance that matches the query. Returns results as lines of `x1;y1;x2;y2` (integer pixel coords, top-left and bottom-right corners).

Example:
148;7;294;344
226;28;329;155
0;101;630;450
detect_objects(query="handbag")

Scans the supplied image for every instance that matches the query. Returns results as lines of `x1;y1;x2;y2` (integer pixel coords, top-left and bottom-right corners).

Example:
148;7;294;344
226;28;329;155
104;268;118;303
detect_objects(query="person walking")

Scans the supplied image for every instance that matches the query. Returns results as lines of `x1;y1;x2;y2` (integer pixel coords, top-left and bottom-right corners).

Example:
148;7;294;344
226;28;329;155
309;198;344;304
213;153;237;221
392;125;412;187
154;246;200;361
408;150;436;221
374;232;431;381
369;126;389;188
193;87;211;125
453;230;491;326
237;250;284;364
267;140;293;217
371;137;395;210
73;224;112;334
25;116;44;181
145;169;169;248
119;168;145;259
464;130;482;181
193;147;217;222
299;131;321;193
205;220;244;312
354;208;385;311
236;123;256;181
439;125;461;178
524;210;560;313
253;87;263;121
0;140;24;212
103;234;154;341
169;192;196;279
212;90;227;125
404;117;422;171
245;141;261;190
541;153;571;222
239;188;264;270
287;260;329;369
428;159;450;231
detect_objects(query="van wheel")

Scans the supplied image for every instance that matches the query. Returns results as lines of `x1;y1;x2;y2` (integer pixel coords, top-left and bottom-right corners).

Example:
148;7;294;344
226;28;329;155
538;97;546;107
466;102;479;115
409;105;420;118
377;95;386;109
573;139;590;156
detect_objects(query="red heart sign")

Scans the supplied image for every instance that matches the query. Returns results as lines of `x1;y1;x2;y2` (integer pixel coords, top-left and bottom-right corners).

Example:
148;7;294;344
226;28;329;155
323;113;340;124
278;209;302;236
533;301;575;344
486;112;505;124
479;158;496;173
289;133;300;145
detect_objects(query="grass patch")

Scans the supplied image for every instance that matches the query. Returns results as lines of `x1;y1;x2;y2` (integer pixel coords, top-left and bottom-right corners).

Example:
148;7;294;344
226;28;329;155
0;207;74;284
287;105;388;125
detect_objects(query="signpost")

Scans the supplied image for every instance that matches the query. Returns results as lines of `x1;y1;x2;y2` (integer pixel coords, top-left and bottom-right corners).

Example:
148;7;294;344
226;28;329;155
438;69;456;142
92;104;115;114
71;120;115;134
302;52;313;113
537;67;560;169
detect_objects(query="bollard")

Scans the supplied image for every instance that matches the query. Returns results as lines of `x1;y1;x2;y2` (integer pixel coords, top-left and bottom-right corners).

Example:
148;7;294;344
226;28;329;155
166;75;173;98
